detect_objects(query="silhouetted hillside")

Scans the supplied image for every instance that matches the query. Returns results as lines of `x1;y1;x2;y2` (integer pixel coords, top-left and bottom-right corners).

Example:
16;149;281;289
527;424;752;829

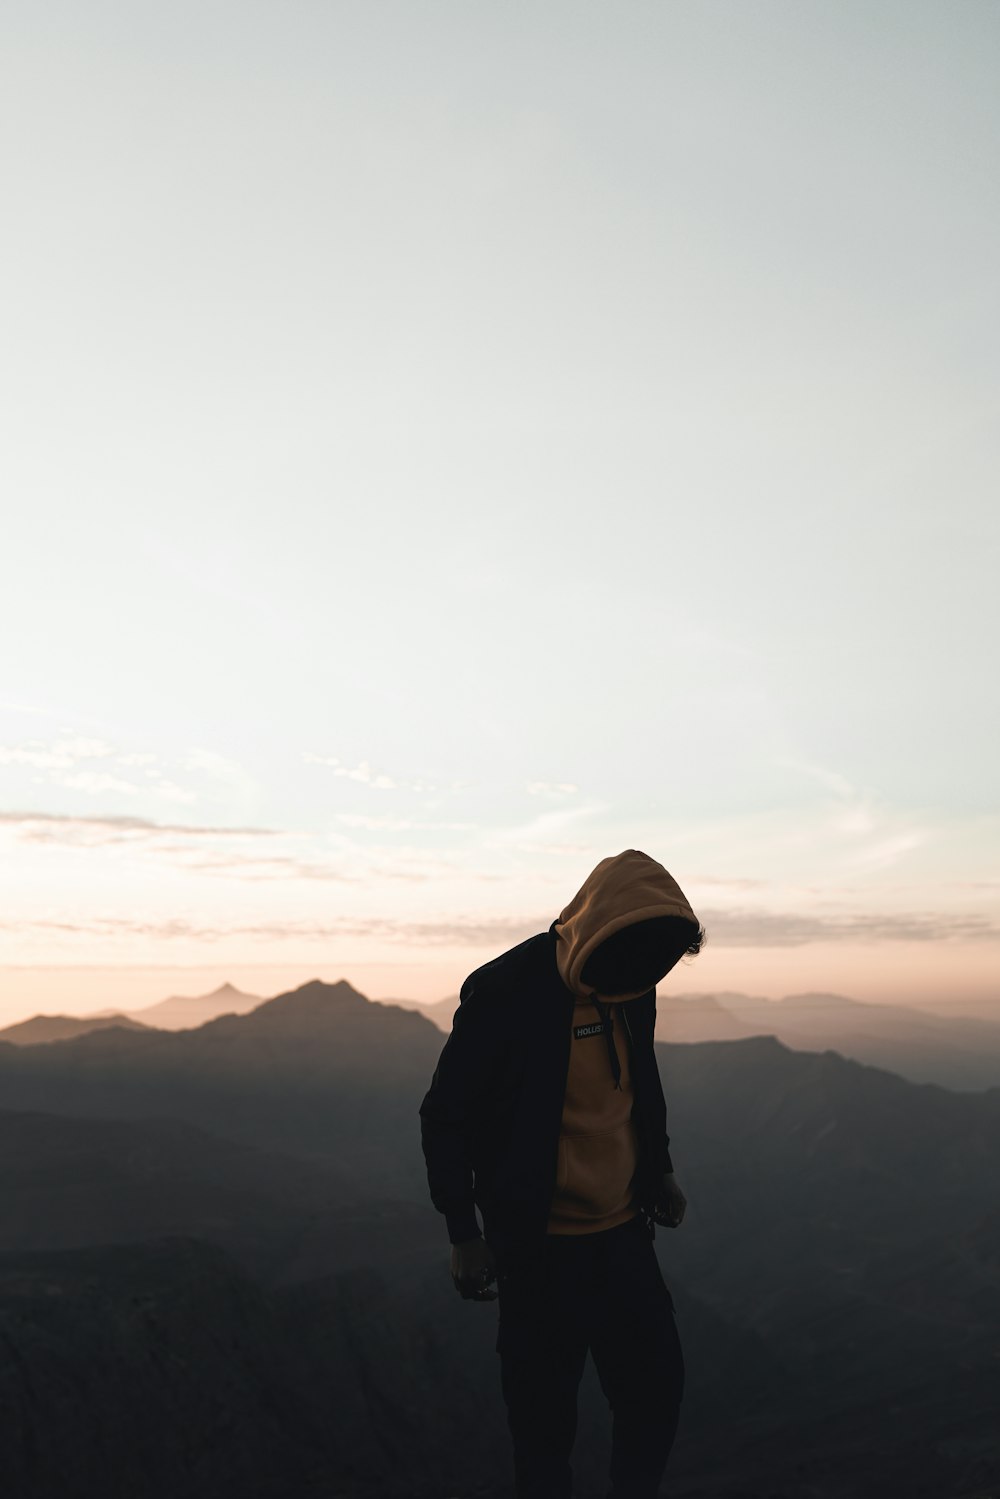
0;979;445;1196
669;988;1000;1091
655;990;762;1043
0;1109;371;1279
0;1104;465;1288
0;1012;156;1045
374;994;461;1032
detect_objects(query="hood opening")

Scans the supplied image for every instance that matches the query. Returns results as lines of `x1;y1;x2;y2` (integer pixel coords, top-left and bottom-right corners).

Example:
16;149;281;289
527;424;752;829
554;848;701;1001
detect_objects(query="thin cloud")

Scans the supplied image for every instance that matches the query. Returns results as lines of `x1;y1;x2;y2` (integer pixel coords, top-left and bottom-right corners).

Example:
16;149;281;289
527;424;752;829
773;755;856;800
52;771;143;797
487;802;609;849
0;810;466;884
689;874;769;890
0;810;278;842
301;753;399;788
0;735;212;805
334;812;476;832
301;752;444;793
0;914;545;946
4;907;998;949
840;831;928;871
0;736;117;769
0;699;51;717
162;850;354;883
179;748;260;797
699;907;1000;946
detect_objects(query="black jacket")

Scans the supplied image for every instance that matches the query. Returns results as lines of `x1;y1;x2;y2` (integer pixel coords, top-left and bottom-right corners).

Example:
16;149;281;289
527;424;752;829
418;920;675;1268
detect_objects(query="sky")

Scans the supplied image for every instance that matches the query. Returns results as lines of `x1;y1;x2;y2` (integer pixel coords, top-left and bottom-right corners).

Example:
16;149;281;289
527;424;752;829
2;1;998;1025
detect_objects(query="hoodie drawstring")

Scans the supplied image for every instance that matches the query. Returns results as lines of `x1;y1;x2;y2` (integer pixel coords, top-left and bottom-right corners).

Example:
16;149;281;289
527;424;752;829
590;996;622;1090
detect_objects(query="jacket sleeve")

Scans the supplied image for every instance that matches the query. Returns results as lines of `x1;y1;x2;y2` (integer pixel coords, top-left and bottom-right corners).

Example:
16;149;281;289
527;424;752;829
418;971;497;1244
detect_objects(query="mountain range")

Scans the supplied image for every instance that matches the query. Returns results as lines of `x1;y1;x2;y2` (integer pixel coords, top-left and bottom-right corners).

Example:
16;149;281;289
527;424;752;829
94;979;266;1029
6;977;999;1091
0;976;998;1497
0;1010;156;1044
379;987;1000;1091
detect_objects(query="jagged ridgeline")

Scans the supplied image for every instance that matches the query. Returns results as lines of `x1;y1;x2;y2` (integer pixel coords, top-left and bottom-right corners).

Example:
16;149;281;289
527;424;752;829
1;979;999;1498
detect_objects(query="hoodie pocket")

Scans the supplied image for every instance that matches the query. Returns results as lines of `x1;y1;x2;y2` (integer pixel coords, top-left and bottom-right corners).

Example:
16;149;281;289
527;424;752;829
553;1124;638;1221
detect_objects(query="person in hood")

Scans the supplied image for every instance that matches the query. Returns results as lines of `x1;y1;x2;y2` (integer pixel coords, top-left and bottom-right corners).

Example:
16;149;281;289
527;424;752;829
419;849;705;1499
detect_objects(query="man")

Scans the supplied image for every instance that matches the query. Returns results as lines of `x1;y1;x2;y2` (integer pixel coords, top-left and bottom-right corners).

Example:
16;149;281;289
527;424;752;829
419;848;705;1499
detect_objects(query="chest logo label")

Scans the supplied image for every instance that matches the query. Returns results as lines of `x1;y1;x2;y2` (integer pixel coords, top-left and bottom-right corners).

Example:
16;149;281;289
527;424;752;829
574;1020;611;1039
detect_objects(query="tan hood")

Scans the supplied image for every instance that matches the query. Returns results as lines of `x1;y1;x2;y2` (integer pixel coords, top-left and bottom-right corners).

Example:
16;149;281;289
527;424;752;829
554;848;700;1001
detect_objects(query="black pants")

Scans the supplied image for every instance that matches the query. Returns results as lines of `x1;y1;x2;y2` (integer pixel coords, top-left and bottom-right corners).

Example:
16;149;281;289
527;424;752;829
494;1214;684;1499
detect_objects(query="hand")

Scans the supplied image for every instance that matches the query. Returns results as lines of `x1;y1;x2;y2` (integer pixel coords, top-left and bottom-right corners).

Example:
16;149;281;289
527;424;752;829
450;1236;499;1300
657;1171;687;1228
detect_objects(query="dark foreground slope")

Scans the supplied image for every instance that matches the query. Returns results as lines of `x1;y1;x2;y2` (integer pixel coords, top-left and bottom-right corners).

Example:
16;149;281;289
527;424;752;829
2;1221;996;1499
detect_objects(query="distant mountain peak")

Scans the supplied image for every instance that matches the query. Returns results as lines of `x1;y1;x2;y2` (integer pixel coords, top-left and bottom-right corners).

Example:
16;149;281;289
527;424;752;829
294;977;367;999
241;978;372;1026
125;981;265;1030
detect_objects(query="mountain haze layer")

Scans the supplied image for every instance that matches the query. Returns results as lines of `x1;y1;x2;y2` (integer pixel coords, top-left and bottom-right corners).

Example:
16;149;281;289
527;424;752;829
121;979;264;1029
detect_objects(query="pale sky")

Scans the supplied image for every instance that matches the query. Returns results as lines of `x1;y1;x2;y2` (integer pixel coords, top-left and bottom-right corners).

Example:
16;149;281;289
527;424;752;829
2;1;998;1024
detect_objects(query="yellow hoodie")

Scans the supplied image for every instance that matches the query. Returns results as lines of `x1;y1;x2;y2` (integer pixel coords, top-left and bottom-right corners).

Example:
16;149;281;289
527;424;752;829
546;848;699;1235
